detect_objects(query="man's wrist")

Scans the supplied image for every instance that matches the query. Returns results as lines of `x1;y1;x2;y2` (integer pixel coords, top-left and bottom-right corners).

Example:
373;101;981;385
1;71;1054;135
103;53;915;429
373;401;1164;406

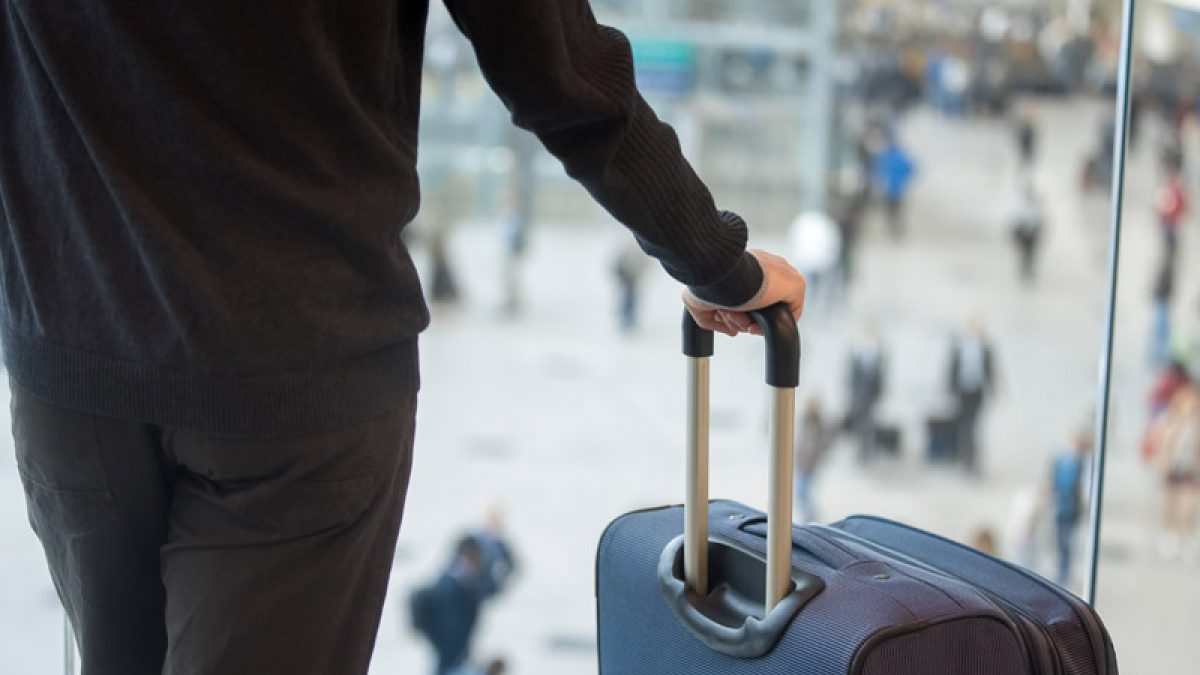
686;249;765;309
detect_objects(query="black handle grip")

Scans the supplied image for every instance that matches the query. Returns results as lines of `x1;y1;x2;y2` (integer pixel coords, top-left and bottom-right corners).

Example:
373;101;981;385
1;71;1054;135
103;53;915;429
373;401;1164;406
682;310;715;358
682;302;800;388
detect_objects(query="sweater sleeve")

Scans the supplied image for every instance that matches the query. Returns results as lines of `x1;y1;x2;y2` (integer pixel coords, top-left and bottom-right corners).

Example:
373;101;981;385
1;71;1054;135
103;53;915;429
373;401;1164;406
441;0;763;307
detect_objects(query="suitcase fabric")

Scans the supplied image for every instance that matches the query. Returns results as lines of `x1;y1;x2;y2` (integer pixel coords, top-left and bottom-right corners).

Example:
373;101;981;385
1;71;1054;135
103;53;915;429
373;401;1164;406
597;501;1031;674
834;515;1117;675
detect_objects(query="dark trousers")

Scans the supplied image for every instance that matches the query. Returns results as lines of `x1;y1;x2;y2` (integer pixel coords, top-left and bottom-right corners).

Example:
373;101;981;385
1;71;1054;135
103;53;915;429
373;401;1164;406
617;280;638;332
956;390;984;472
852;406;877;462
1055;514;1078;586
12;385;417;675
884;195;905;239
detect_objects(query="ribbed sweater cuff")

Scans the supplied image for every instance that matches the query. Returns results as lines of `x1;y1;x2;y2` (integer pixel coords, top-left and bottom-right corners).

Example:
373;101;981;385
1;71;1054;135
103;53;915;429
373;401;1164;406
687;250;764;309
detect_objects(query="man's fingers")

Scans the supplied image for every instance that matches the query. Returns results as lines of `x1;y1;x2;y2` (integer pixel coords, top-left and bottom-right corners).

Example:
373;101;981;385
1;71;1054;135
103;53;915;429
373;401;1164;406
687;308;736;336
791;299;805;322
716;310;754;333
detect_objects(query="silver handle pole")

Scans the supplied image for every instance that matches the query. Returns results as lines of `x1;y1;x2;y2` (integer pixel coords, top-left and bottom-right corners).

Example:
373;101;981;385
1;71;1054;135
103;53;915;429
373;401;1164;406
766;387;796;611
682;303;799;613
685;356;711;595
63;613;76;675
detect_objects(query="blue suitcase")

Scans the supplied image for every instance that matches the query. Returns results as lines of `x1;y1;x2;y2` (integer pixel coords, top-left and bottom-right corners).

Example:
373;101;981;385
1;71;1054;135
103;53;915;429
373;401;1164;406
595;306;1117;674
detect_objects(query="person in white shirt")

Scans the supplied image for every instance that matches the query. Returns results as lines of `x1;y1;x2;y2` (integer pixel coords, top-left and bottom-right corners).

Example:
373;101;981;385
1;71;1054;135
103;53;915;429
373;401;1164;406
789;209;843;312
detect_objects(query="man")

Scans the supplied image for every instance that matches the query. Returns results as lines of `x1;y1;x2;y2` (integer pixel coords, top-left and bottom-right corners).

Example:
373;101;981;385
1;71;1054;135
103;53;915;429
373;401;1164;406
470;508;516;600
872;131;916;239
417;537;487;675
847;323;886;462
1155;149;1188;262
1;2;806;674
947;317;998;474
1050;429;1092;585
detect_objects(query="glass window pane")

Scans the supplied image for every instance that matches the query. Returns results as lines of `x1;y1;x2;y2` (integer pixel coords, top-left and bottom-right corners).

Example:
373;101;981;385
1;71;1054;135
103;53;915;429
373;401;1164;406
1099;1;1200;671
0;2;1166;673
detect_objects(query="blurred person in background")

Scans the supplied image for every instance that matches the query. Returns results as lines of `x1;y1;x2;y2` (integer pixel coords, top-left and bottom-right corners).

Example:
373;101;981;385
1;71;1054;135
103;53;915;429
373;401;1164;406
969;526;999;557
1049;428;1093;586
412;537;489;675
429;225;463;305
1150;386;1200;562
847;324;888;463
0;2;809;673
1003;484;1045;572
1149;260;1177;368
1081;114;1116;192
935;52;971;116
498;129;540;318
1014;110;1038;169
947;317;999;475
795;395;836;524
613;242;649;334
834;182;871;291
470;507;518;599
789;209;843;312
872;130;917;240
497;191;528;319
1009;181;1044;285
423;169;467;306
1149;360;1191;420
1154;148;1188;263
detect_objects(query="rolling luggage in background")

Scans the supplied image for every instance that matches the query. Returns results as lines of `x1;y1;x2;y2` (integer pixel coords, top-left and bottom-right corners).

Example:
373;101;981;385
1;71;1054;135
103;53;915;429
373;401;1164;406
926;413;959;463
595;304;1117;674
873;422;902;457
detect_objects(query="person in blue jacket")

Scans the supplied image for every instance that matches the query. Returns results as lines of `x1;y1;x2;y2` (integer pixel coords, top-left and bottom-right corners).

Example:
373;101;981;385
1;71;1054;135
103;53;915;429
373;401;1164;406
1050;430;1093;586
873;132;917;239
418;537;488;675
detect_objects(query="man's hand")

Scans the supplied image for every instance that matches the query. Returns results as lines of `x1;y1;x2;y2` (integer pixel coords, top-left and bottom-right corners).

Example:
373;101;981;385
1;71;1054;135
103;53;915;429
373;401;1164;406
682;249;806;337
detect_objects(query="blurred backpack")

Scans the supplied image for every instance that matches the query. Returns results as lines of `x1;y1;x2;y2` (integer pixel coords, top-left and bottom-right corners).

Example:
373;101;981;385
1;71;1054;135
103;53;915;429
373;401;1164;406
409;585;436;638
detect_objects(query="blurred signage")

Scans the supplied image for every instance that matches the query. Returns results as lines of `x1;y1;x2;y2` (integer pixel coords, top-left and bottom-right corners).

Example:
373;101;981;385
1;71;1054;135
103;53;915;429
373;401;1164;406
631;39;697;95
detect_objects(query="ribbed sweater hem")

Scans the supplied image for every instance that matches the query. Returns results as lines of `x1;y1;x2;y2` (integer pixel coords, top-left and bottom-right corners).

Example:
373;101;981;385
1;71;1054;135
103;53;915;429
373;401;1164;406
2;326;419;439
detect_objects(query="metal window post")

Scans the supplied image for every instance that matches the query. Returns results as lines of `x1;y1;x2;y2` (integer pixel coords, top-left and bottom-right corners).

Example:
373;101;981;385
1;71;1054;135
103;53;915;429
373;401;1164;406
1085;0;1136;607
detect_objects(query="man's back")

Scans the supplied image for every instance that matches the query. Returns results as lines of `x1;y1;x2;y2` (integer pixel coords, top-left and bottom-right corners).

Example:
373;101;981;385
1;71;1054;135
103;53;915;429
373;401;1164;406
2;0;767;437
2;0;431;434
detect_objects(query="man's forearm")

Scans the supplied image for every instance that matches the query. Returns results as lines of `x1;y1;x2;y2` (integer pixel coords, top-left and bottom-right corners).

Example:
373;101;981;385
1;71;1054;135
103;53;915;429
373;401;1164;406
443;0;762;306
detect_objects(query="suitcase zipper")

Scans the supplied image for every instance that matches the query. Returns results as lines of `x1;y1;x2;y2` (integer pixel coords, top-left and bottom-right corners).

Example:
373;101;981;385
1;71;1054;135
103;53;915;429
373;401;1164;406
838;516;1113;675
811;525;1060;675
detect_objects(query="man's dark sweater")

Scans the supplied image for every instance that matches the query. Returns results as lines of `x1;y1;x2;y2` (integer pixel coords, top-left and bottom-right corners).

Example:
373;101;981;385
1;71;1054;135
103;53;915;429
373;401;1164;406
0;0;762;437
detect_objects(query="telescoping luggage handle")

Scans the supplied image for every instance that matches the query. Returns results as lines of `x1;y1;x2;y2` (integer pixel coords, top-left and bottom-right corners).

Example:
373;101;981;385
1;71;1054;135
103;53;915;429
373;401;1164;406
682;302;800;611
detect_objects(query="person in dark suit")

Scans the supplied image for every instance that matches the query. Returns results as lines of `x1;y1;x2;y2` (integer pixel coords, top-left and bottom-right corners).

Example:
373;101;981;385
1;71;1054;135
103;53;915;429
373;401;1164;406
948;318;998;474
424;537;487;675
847;324;887;462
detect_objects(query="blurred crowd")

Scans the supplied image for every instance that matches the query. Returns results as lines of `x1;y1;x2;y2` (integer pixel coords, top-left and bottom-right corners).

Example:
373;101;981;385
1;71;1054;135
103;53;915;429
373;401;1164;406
391;2;1200;670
